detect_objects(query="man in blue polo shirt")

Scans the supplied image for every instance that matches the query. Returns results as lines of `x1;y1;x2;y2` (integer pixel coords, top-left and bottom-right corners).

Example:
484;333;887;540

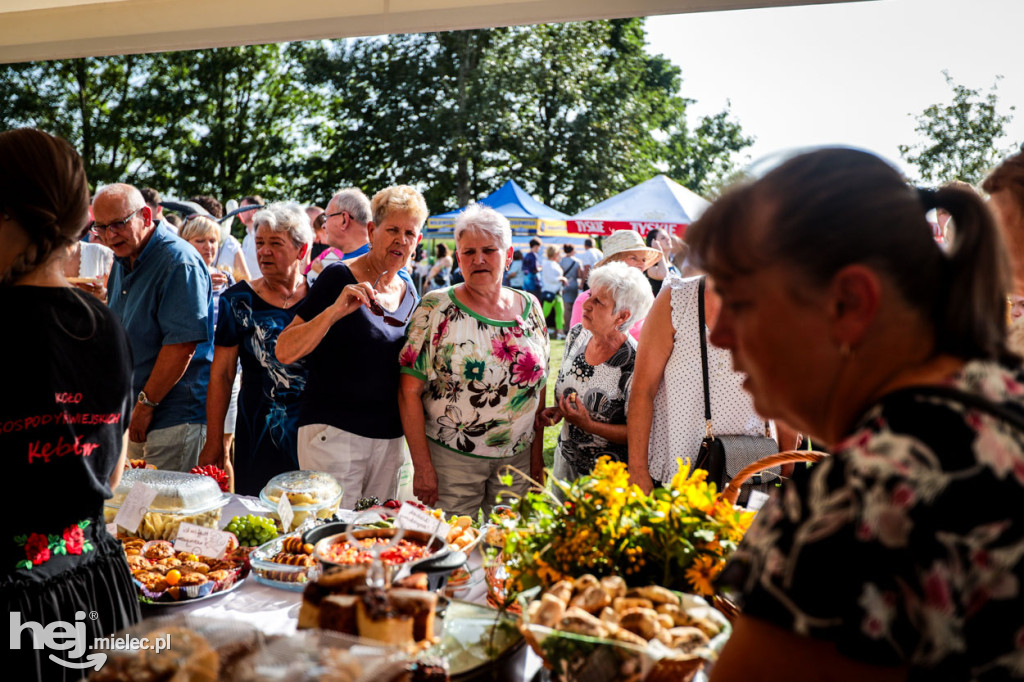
95;183;213;472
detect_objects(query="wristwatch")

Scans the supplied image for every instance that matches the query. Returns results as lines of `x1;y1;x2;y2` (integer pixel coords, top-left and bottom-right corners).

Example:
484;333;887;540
137;391;159;408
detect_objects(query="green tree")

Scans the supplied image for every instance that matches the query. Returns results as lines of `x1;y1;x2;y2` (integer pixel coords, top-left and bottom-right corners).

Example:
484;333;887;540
303;19;752;214
0;46;311;201
899;71;1017;185
0;54;193;191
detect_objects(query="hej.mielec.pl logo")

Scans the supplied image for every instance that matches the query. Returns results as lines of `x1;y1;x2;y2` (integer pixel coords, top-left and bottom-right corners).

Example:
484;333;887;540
10;610;170;671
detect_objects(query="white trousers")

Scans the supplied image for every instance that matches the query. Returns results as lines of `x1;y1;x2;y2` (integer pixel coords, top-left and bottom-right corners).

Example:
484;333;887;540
297;424;403;504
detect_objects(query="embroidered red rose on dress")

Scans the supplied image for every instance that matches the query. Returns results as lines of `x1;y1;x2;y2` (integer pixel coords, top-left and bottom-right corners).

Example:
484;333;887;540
63;524;85;555
25;533;51;565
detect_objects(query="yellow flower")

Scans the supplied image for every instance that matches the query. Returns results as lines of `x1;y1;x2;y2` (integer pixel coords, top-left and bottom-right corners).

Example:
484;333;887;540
684;554;720;596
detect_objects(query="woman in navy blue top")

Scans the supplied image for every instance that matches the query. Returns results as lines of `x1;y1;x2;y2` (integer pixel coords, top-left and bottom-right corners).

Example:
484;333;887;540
198;203;311;496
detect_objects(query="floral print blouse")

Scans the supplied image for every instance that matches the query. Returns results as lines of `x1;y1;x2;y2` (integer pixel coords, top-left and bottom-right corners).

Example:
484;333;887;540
554;323;637;473
400;287;549;459
717;360;1024;681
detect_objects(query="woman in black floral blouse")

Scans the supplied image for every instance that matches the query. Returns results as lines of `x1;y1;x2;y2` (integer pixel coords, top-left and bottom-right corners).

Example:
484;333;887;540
686;148;1024;682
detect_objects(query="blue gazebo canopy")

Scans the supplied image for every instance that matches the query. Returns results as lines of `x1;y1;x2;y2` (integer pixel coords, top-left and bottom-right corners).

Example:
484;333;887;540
425;179;570;233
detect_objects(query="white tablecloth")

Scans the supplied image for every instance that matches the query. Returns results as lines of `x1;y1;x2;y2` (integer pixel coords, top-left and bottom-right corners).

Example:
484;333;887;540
138;494;540;677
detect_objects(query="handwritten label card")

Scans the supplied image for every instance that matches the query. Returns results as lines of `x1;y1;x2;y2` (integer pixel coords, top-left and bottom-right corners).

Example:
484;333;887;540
174;523;231;559
334;509;360;525
277;495;294;533
237;496;268;513
113;481;157;532
396;502;450;540
747;490;770;512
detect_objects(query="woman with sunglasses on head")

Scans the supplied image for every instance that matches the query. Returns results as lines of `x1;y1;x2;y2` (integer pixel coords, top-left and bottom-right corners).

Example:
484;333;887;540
399;204;549;517
1;129;140;680
687;148;1024;682
197;203;311;495
277;186;426;503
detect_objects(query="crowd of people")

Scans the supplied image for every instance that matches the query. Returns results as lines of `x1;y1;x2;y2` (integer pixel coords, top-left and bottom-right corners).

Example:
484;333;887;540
4;125;1024;681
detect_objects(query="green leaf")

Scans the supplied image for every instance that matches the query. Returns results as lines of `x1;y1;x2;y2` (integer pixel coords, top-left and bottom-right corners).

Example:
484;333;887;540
16;560;32;571
13;535;27;544
79;520;91;529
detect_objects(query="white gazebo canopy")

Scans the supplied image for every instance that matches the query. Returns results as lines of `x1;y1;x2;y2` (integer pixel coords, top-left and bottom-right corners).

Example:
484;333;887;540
0;0;868;64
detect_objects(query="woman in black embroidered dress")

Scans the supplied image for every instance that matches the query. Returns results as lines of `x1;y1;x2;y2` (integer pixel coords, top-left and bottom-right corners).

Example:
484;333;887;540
1;129;139;681
688;148;1024;682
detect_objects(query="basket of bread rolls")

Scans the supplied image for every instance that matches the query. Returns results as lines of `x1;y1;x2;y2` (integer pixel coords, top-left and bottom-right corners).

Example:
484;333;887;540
517;574;729;682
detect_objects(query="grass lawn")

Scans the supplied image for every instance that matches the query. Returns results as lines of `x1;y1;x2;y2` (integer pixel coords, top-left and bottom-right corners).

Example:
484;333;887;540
541;336;566;467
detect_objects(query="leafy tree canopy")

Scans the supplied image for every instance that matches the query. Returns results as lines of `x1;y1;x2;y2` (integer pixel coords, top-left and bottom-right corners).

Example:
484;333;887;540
0;19;751;213
899;71;1017;185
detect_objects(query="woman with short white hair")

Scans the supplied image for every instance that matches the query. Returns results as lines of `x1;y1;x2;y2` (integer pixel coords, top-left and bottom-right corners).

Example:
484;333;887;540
399;203;549;517
198;201;312;495
537;261;653;485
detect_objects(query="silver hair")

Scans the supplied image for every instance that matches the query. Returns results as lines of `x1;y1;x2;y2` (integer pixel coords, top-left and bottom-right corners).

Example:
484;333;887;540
454;204;512;251
329;188;371;225
586;261;655;332
252;202;313;248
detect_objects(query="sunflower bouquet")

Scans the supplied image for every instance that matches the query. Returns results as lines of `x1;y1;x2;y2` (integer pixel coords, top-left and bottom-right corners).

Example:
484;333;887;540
496;457;755;598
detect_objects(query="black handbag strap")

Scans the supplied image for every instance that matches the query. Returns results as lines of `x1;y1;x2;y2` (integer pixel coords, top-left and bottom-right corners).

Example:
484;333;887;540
698;277;712;429
697;277;769;440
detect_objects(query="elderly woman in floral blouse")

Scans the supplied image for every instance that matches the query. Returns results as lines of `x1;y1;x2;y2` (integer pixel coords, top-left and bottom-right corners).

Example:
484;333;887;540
399;204;548;517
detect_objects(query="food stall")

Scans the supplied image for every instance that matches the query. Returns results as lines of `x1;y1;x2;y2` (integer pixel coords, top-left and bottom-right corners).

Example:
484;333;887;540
90;451;819;681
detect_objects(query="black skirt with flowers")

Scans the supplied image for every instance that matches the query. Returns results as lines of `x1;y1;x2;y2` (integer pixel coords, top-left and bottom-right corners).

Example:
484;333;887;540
4;516;140;682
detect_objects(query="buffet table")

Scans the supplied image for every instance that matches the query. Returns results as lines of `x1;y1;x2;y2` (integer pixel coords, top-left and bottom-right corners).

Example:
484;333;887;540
137;494;541;679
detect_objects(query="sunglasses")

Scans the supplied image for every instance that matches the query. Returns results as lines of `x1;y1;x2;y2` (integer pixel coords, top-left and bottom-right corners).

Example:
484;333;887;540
368;270;413;327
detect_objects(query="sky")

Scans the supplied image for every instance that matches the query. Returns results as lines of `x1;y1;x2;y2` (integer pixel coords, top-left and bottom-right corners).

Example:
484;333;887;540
643;0;1024;180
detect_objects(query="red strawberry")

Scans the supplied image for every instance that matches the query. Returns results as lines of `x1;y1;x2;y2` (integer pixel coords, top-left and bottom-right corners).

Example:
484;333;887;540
190;465;230;492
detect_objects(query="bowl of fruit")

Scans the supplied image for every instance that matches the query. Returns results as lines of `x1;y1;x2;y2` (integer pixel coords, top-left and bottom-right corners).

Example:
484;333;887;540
225;514;279;550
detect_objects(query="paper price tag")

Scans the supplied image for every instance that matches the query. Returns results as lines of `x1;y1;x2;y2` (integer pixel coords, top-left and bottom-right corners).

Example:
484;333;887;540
334;509;360;525
277;495;294;533
174;523;231;559
747;489;770;512
237;496;268;513
113;481;157;532
396;502;449;540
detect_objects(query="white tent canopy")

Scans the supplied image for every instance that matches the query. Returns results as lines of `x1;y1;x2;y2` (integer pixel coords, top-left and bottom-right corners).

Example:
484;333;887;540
567;174;711;238
0;1;862;65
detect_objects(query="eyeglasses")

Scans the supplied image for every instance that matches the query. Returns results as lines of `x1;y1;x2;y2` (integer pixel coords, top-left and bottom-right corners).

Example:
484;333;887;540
322;209;347;223
93;206;143;233
367;270;413;327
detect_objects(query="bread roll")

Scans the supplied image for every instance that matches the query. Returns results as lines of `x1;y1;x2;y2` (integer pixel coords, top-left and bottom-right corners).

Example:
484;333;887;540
612;597;653;612
570;585;610;614
600;575;626;600
534;593;567;628
667;626;710;652
618;608;661;641
573;574;600;593
625;585;679;606
547;580;574;605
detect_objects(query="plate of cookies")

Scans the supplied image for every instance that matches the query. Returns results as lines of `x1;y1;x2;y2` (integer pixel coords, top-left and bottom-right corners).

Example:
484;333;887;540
122;538;248;605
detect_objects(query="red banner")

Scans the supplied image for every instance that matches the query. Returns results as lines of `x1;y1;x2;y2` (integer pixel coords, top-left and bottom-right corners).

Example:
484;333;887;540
567;220;687;238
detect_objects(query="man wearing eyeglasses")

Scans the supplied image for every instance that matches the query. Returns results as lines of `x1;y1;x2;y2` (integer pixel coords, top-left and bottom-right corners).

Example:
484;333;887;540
95;183;214;472
306;188;415;291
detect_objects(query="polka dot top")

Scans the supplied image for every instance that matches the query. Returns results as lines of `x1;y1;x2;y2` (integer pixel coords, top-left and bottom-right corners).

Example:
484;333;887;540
647;276;774;482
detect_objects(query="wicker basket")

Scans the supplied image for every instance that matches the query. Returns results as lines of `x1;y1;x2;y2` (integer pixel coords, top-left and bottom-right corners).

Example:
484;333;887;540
714;449;829;621
720;449;828;506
